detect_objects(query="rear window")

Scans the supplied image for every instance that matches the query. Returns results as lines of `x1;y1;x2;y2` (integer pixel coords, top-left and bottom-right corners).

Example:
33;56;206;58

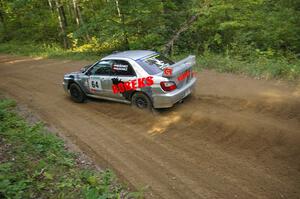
136;54;175;75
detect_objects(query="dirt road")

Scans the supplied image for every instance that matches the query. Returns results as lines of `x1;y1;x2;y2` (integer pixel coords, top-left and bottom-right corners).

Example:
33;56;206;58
0;54;299;199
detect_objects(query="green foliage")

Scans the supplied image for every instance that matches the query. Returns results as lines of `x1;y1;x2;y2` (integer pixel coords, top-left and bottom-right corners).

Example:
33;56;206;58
0;41;100;60
0;99;140;198
0;0;299;79
0;41;299;80
197;50;300;80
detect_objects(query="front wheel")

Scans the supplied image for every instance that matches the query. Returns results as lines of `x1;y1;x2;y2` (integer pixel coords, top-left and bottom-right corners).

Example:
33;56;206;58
69;83;86;103
131;92;152;110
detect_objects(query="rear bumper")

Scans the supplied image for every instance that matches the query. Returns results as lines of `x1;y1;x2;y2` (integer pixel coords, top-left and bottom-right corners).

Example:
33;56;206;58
153;78;196;108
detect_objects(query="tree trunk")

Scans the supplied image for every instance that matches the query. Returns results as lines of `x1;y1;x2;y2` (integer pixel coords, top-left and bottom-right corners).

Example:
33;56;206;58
72;0;81;26
115;0;129;50
54;0;69;49
48;0;54;12
0;0;6;30
115;0;121;17
121;13;129;50
0;0;9;42
72;0;90;41
163;0;212;56
163;13;200;56
60;3;68;27
67;1;74;22
0;11;4;27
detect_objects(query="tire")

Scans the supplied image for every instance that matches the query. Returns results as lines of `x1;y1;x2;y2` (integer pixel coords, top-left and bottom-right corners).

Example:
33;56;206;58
69;83;86;103
131;92;152;110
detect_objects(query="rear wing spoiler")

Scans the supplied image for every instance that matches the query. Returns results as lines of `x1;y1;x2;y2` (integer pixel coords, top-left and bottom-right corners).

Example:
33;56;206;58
161;55;196;78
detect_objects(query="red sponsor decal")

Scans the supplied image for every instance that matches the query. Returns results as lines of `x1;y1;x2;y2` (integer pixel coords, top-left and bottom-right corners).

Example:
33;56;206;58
177;70;191;81
163;67;173;76
112;76;154;94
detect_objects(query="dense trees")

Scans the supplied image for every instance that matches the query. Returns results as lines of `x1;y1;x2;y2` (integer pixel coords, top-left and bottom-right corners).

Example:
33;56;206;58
0;0;299;57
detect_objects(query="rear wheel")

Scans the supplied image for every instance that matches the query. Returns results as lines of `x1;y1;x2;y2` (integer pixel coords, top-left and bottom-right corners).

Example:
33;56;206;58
69;83;86;103
131;92;152;110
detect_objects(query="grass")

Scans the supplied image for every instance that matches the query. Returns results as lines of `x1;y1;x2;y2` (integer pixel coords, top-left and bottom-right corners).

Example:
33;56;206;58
0;98;142;199
196;51;300;80
0;41;299;80
0;41;100;61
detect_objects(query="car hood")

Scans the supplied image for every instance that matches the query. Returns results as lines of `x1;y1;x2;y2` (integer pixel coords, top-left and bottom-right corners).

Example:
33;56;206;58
64;71;83;79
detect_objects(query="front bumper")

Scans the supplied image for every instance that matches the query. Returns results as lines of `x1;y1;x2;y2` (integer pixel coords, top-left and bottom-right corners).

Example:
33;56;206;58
152;77;196;108
62;79;69;93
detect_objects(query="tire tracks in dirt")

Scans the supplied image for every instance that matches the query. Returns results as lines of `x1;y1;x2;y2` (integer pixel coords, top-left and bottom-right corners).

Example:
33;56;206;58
0;54;299;198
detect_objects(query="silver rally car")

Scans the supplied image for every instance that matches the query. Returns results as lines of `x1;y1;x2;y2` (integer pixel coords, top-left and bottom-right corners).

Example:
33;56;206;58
63;50;197;109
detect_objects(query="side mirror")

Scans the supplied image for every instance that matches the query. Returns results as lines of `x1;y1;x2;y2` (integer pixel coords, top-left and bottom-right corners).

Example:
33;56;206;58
80;64;92;73
80;67;87;73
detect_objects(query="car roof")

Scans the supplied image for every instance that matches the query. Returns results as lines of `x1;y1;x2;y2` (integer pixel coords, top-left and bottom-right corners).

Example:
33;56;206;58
102;50;157;61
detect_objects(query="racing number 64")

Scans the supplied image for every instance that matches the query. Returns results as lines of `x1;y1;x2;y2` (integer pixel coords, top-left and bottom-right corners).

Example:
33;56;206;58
91;80;99;88
89;77;101;91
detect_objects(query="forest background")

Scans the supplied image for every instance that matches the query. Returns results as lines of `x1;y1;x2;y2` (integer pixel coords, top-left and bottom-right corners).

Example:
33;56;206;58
0;0;299;80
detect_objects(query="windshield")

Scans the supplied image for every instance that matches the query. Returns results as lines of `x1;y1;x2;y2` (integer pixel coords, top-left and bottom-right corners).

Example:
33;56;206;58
136;54;175;75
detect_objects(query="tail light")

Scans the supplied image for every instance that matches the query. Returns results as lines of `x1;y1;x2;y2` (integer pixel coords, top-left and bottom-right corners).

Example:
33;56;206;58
160;81;177;91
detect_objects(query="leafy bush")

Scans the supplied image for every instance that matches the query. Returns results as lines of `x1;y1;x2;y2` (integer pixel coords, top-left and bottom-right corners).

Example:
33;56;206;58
0;41;100;61
0;41;299;80
196;50;300;80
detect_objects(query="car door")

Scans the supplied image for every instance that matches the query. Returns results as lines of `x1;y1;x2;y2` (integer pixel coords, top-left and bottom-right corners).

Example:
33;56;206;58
110;59;137;100
85;60;113;97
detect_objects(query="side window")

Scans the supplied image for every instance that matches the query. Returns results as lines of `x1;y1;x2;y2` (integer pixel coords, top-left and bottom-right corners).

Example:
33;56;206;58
112;60;136;76
88;60;112;75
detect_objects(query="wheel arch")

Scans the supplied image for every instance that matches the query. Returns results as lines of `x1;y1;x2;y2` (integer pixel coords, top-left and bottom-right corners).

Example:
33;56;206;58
130;90;153;108
67;79;76;90
67;78;84;92
130;90;151;100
